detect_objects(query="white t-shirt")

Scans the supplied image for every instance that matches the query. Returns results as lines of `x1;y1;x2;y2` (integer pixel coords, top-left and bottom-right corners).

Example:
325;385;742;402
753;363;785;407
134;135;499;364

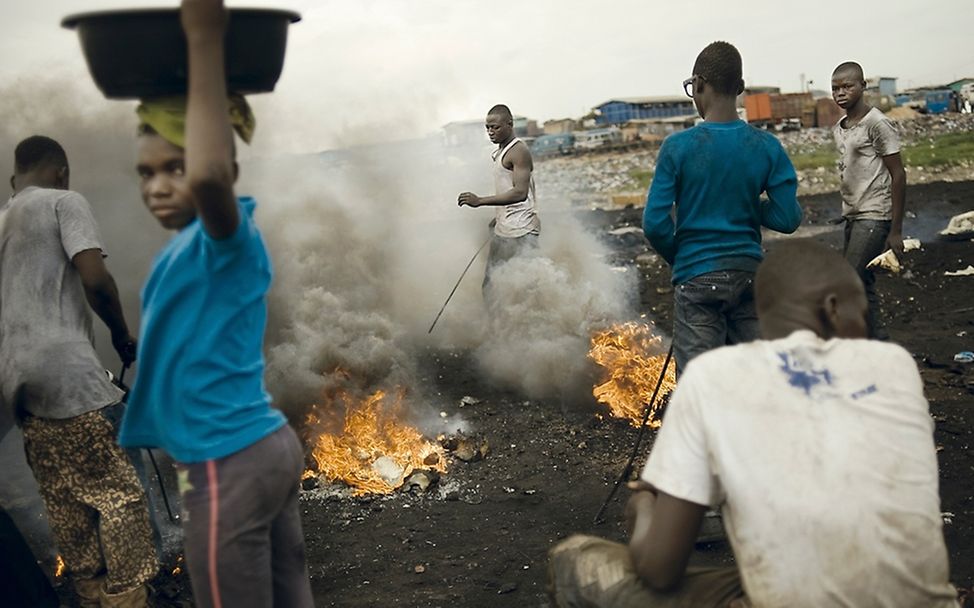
0;187;123;422
642;330;958;608
833;107;902;221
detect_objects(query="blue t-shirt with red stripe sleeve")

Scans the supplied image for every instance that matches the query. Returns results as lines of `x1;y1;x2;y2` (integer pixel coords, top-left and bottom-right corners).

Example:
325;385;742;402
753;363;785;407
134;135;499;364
120;197;285;463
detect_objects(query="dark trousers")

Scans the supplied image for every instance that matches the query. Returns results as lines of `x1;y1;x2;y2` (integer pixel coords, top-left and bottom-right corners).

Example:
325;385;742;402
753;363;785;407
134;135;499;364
178;424;314;608
0;506;58;608
843;219;891;339
673;270;760;375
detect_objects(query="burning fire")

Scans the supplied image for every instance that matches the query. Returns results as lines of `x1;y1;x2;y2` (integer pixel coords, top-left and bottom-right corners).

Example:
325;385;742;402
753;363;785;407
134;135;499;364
55;554;66;578
304;389;446;495
589;322;676;427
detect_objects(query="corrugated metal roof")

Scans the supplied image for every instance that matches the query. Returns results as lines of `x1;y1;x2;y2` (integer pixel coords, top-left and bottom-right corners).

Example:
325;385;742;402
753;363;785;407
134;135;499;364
596;96;689;107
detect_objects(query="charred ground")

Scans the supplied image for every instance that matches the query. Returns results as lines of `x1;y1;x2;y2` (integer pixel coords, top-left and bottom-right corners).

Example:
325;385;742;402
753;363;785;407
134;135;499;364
55;181;974;608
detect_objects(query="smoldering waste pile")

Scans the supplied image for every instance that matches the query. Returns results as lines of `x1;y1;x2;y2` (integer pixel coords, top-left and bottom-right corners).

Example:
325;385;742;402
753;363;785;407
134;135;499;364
245;144;635;499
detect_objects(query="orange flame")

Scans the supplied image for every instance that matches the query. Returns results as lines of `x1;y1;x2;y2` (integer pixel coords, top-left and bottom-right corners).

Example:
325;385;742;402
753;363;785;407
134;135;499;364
589;322;676;427
55;554;66;578
304;389;446;495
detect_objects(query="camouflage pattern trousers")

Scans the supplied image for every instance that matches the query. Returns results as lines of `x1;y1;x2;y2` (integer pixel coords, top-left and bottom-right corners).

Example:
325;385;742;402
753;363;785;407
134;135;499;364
22;408;158;594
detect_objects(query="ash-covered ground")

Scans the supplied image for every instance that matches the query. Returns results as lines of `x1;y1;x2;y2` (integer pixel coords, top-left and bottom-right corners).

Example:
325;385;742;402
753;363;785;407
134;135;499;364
85;179;970;608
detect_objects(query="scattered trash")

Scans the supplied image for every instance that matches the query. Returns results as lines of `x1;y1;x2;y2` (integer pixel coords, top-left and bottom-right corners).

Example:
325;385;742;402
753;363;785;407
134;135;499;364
607;226;644;236
371;456;404;487
414;564;426;574
945;265;974;277
866;249;902;273
404;469;439;493
866;239;921;274
459;396;480;407
497;582;518;594
942;512;955;525
440;433;490;462
958;331;968;338
940;211;974;239
953;352;974;364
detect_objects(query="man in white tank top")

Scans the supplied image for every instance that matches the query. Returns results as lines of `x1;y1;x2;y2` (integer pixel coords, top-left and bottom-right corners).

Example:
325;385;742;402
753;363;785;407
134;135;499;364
458;104;540;292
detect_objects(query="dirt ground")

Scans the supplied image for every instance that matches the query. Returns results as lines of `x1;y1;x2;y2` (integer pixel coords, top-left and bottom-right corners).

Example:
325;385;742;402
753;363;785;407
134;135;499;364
55;181;974;607
290;180;974;607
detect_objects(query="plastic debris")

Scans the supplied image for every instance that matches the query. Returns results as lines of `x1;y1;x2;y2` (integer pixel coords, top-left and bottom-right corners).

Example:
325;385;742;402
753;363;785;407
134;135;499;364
953;352;974;364
940;211;974;238
945;265;974;277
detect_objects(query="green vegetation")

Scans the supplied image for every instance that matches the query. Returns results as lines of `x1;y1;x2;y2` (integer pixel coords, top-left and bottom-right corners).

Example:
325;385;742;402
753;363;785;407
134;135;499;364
902;133;974;168
789;146;838;171
788;133;974;172
628;168;654;191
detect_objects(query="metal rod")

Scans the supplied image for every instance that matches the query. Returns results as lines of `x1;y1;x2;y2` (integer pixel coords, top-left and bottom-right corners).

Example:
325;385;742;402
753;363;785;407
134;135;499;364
593;343;674;525
145;448;178;523
427;237;491;334
117;364;178;523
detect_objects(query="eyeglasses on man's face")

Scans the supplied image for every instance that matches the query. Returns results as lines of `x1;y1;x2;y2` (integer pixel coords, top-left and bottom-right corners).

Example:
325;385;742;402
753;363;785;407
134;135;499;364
683;76;700;98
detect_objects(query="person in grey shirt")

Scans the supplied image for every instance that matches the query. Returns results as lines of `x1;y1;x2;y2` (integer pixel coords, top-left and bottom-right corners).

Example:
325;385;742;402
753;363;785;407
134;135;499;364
0;135;157;607
830;61;907;339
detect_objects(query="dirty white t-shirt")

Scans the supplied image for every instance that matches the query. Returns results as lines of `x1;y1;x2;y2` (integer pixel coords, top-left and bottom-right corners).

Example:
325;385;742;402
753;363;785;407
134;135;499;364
0;187;123;420
833;107;902;221
642;330;958;608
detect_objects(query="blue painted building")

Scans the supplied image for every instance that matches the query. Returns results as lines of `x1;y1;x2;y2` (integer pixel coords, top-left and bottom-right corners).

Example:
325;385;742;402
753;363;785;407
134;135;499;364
594;96;696;125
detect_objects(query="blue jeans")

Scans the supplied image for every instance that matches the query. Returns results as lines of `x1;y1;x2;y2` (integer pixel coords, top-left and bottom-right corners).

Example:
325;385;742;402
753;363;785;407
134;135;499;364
673;270;760;374
843;219;891;339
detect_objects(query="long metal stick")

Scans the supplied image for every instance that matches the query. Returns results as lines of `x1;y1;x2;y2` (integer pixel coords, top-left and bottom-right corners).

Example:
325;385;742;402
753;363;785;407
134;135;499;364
593;343;674;525
427;237;490;334
117;364;178;523
145;448;178;522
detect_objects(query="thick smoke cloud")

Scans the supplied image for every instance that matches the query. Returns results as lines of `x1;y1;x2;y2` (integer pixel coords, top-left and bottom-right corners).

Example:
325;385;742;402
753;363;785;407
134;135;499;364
0;77;636;446
244;134;635;422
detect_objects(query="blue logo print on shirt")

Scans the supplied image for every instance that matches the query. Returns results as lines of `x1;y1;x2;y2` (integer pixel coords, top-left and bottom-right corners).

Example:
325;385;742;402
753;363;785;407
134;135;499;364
777;351;834;395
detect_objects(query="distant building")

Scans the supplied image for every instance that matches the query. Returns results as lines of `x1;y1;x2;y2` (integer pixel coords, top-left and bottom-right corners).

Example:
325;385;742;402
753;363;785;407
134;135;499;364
513;116;541;138
620;116;696;141
866;77;897;97
946;78;974;94
442;119;486;147
543;118;579;135
594;97;696;125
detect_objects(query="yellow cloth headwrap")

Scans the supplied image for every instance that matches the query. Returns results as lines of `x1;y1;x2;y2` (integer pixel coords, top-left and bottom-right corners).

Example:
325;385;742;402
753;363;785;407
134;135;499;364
136;93;256;148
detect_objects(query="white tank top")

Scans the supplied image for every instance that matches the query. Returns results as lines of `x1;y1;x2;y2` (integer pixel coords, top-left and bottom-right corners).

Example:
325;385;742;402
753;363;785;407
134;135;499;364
492;138;540;238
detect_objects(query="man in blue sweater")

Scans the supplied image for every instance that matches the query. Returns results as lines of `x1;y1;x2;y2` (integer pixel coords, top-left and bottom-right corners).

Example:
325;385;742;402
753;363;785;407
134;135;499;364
643;41;802;373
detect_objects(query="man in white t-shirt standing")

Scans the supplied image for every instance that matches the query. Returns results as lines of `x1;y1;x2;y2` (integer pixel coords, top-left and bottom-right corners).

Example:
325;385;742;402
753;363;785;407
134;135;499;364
548;240;958;608
458;104;540;292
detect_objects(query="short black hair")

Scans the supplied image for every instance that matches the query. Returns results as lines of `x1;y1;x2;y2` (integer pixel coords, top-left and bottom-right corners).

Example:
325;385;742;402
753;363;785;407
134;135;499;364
755;240;861;314
487;104;513;121
832;61;865;81
14;135;67;174
692;41;743;96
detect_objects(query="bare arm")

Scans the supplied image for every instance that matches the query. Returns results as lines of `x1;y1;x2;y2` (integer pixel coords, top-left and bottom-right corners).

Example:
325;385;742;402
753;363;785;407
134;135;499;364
458;144;533;207
181;0;239;240
882;152;907;253
72;249;136;365
626;483;707;591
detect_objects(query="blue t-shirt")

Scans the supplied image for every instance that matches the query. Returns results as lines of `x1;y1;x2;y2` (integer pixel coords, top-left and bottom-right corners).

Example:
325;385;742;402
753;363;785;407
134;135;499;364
120;197;286;463
642;120;802;285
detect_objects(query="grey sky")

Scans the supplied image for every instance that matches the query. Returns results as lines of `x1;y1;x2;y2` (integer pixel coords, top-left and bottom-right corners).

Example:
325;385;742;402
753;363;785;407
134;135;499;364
1;0;970;153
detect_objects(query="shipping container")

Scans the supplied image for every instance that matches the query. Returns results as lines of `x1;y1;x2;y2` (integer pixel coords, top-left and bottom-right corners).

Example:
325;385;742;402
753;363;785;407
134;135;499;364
744;92;814;125
816;98;844;128
744;93;772;122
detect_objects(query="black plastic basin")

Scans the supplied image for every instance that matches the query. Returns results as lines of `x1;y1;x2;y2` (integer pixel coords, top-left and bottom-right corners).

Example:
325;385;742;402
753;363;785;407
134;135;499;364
62;8;301;99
